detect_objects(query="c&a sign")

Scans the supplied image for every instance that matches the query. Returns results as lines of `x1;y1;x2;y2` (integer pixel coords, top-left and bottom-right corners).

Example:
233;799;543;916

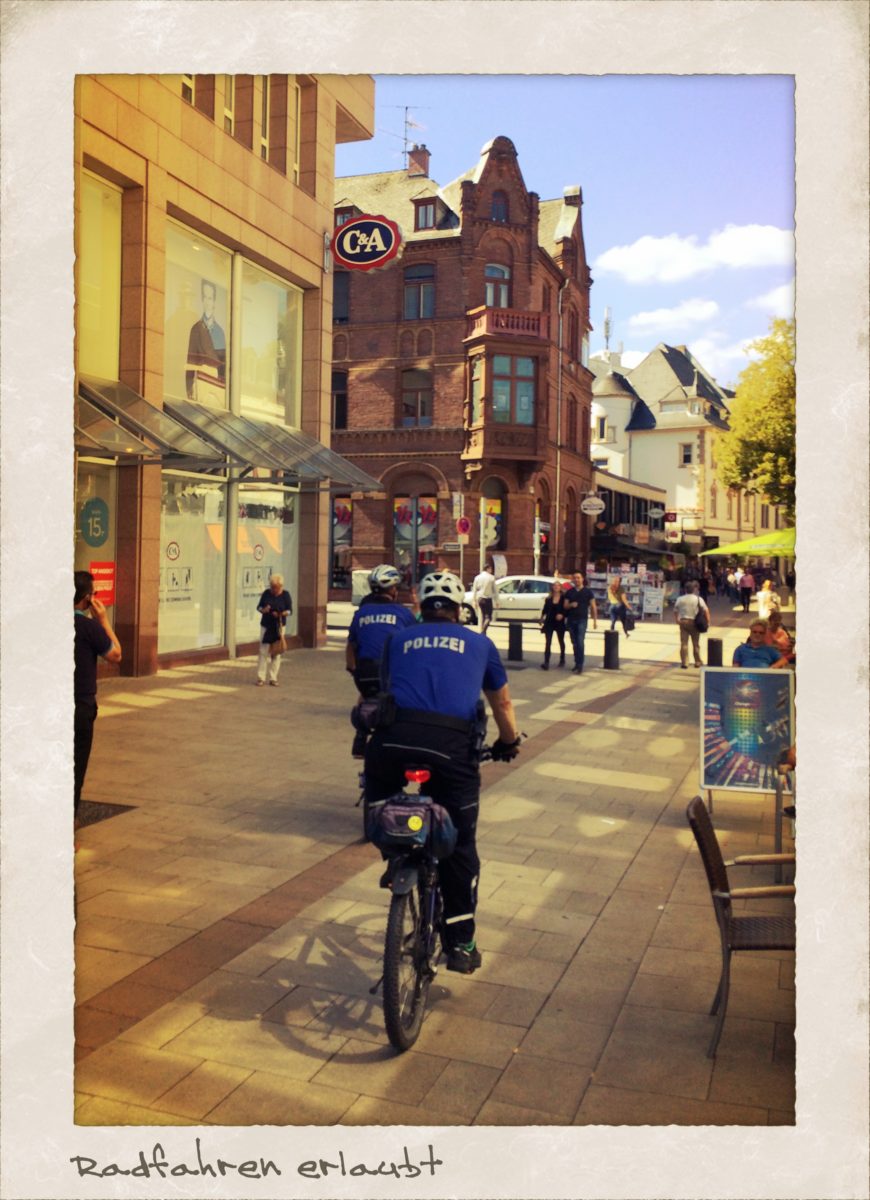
331;214;402;272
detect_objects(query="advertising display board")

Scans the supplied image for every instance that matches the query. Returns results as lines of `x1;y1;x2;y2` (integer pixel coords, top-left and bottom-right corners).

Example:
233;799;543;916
701;667;795;793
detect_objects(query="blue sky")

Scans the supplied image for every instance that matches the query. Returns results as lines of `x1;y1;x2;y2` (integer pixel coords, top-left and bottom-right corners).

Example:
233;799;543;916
335;75;795;389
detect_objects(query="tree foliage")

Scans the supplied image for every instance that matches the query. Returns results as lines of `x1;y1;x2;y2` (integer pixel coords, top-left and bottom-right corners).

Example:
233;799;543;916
715;318;796;518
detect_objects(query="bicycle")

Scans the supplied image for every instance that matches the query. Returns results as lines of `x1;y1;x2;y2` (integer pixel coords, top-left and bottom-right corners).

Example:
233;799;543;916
367;766;449;1051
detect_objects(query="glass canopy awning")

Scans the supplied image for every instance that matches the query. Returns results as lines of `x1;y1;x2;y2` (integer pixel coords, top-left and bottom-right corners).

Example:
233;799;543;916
77;377;382;493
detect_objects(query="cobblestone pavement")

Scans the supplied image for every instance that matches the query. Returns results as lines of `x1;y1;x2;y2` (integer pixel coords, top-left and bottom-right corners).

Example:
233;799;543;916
74;597;795;1126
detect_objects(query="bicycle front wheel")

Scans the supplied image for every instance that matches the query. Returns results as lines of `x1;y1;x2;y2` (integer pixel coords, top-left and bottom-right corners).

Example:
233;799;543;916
383;887;430;1052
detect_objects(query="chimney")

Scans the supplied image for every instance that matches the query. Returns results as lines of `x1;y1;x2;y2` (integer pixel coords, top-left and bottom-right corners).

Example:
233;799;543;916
563;185;582;207
407;143;430;178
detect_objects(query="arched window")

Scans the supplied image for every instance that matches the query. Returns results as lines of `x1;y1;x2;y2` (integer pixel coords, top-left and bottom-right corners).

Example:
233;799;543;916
401;369;433;428
491;191;509;223
485;263;511;308
403;263;434;320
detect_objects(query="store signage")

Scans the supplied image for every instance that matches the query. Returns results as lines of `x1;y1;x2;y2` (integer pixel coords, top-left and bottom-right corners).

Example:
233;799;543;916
580;496;606;516
648;506;665;519
664;511;677;523
89;561;116;607
331;215;402;271
456;516;471;535
80;497;110;548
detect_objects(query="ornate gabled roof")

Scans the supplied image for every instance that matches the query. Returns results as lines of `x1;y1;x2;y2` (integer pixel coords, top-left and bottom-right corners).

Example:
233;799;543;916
627;343;731;415
592;370;641;401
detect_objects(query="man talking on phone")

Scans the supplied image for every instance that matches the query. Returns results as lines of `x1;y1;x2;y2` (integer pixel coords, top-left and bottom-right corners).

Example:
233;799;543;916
74;570;121;825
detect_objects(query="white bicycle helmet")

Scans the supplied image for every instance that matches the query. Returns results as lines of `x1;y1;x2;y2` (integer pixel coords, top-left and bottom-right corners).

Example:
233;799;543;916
418;571;465;607
368;564;402;592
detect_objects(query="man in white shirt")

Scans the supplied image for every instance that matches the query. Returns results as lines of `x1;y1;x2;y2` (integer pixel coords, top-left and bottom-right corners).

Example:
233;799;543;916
674;582;709;669
471;560;497;634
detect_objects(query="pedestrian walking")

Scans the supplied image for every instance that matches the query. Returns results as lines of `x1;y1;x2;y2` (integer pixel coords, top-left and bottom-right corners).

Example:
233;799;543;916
74;571;122;826
255;573;292;686
756;578;782;621
784;567;796;607
538;580;567;670
738;567;755;613
607;577;632;636
562;572;598;674
471;560;496;634
674;581;708;669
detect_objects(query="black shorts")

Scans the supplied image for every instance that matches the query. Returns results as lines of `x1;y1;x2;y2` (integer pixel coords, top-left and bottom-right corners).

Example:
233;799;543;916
478;598;493;619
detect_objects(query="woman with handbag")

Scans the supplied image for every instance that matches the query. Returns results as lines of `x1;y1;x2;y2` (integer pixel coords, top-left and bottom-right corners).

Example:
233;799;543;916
539;580;568;669
606;577;633;637
255;573;293;686
673;581;709;668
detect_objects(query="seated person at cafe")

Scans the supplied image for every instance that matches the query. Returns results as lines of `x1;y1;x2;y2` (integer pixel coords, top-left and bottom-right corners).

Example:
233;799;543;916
732;619;790;669
765;609;795;663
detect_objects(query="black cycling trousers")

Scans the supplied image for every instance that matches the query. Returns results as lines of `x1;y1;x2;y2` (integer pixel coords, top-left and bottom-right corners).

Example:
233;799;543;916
365;720;480;948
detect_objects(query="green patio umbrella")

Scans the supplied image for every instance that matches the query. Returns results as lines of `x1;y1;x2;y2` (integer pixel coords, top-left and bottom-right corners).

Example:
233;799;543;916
700;527;795;556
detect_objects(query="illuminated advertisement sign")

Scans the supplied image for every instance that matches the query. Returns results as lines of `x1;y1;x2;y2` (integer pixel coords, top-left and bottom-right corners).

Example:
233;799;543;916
331;215;402;272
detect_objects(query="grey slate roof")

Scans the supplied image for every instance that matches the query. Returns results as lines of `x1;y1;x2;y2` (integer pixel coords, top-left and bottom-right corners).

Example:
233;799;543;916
592;370;642;401
627;343;731;415
624;397;657;431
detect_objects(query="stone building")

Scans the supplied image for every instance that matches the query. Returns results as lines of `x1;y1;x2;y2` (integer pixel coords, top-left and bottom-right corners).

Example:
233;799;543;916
328;137;595;594
74;73;376;675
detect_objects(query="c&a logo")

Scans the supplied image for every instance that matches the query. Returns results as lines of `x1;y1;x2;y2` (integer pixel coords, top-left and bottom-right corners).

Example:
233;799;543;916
331;214;402;272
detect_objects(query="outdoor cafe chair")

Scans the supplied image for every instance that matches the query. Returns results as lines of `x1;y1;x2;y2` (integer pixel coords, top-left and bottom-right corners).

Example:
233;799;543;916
686;796;795;1057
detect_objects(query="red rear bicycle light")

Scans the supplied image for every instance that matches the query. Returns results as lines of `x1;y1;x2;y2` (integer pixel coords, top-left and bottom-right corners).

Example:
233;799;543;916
405;769;430;784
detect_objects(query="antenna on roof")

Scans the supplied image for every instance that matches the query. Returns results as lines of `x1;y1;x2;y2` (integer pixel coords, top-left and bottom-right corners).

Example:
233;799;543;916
603;307;613;352
385;105;430;167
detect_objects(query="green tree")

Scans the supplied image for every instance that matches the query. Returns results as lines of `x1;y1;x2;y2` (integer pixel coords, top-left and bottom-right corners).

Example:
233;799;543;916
715;318;796;519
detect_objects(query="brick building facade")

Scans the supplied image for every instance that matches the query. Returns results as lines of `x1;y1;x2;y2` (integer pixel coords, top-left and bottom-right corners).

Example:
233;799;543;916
329;137;595;595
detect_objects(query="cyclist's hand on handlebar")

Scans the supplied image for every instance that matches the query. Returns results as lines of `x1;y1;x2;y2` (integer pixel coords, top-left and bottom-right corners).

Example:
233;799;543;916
490;734;524;762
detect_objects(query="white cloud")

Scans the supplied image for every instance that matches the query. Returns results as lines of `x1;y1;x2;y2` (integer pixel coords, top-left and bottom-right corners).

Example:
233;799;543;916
745;280;795;317
626;297;719;337
594;225;794;284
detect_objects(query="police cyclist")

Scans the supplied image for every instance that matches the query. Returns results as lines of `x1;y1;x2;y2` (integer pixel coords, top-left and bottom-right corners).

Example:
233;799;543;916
346;564;417;757
364;570;522;974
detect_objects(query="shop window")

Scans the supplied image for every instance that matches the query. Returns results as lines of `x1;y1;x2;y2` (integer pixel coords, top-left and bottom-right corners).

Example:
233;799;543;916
164;222;231;408
393;495;438;588
492;355;534;425
77;171;122;380
414;201;435;231
333;271;349;324
401;369;433;427
332;371;348;429
235;488;298;644
403;263;434;320
491;191;508;223
240;259;303;427
158;476;226;654
485;263;510;308
331;497;352;588
75;462;118;620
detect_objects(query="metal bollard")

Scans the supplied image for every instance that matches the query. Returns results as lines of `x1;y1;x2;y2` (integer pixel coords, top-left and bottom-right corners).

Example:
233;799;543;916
707;637;723;667
603;629;619;670
507;620;523;662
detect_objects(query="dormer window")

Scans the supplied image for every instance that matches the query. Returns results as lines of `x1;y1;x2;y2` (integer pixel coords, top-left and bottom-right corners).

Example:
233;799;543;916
335;208;356;227
491;191;509;223
414;200;436;231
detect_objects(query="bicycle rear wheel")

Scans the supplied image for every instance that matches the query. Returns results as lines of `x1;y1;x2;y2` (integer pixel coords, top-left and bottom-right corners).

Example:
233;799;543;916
383;886;430;1051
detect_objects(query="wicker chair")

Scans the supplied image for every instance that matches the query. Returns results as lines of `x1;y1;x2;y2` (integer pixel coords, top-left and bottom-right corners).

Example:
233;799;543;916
686;796;795;1057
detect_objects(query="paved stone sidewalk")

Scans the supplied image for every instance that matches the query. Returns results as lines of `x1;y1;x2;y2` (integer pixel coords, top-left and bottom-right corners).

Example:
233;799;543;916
74;607;795;1126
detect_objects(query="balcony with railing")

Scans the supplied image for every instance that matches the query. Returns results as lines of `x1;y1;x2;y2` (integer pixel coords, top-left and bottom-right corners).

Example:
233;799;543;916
464;306;550;343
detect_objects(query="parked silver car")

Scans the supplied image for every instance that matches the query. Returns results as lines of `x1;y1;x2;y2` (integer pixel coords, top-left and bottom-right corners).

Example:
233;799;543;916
464;575;557;622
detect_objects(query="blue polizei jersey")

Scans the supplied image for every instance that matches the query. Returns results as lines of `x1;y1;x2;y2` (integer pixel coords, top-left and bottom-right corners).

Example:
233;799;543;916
347;599;417;662
385;620;508;722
